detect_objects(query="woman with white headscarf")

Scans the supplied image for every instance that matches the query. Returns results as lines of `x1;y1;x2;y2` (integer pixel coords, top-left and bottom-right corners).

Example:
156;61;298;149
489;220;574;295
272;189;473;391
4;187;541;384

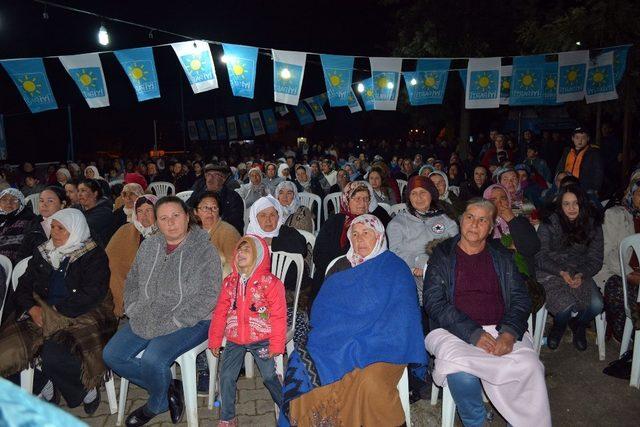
106;195;158;317
237;167;270;209
83;166;111;201
0;208;116;414
428;170;464;219
275;181;313;234
0;188;35;263
278;163;291;180
294;165;324;198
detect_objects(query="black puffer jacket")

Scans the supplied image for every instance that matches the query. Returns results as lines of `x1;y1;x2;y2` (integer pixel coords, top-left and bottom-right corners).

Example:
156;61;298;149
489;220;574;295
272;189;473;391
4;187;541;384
423;236;531;345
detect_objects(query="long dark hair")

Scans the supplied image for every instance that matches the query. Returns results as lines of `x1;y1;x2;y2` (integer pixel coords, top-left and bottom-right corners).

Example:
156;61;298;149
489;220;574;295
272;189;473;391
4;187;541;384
554;184;601;246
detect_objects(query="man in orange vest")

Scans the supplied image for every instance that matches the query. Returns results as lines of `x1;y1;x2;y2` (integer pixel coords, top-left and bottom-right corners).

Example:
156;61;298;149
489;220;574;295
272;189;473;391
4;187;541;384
555;127;603;197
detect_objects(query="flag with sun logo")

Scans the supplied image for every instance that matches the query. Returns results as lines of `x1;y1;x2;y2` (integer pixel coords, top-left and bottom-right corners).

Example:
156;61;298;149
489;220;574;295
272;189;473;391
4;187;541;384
304;96;327;121
320;54;354;107
543;62;560;105
262;109;278;134
222;43;258;99
347;88;362;113
171;40;218;94
293;102;314;125
557;50;588;102
510;55;545;106
59;53;109;108
238;114;253;138
0;58;58;113
226;116;238;139
369;58;402;110
215;118;227;140
249;112;266;136
499;66;511;105
601;45;630;86
403;58;450;106
585;51;618;104
205;119;218;140
113;47;160;102
272;50;307;105
357;78;375;111
465;57;501;109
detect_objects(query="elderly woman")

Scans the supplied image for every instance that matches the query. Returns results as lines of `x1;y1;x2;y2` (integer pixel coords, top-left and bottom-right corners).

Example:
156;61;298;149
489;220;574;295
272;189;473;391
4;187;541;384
237;167;269;209
0;188;35;263
274;181;314;234
56;168;72;187
429;170;464;219
193;191;241;278
536;185;604;351
278;163;291;180
294;165;324;198
494;167;535;217
264;162;284;194
312;182;391;295
78;179;115;246
103;196;222;426
281;214;427;426
0;208;116;414
105;195;158;318
387;176;458;304
112;182;145;232
425;199;550;427
368;166;397;205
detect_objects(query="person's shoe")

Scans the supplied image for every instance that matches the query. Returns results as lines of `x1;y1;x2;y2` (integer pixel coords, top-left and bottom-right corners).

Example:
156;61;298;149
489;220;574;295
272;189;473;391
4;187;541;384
570;318;588;351
218;418;238;427
546;320;567;350
125;405;157;427
83;389;100;415
168;379;184;424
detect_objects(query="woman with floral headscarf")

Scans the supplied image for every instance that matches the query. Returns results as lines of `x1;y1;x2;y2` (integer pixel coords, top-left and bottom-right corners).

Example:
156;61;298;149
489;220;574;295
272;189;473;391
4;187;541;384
274;181;313;234
0;188;35;263
312;181;391;297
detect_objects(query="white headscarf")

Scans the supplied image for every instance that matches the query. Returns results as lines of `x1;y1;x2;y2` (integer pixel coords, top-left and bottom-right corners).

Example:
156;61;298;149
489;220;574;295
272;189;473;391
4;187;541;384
131;195;158;238
295;165;312;191
246;195;283;238
44;208;91;268
0;188;25;216
274;181;300;218
277;163;290;178
428;170;451;201
57;168;72;182
346;214;387;267
84;165;102;180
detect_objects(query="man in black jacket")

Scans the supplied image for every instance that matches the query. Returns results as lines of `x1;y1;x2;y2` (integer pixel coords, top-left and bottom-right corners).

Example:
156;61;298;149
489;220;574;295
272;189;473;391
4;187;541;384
188;164;244;234
555;127;604;197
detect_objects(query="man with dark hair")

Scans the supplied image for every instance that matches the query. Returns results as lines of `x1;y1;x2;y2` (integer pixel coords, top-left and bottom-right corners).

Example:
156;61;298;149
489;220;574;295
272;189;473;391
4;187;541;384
555;127;604;196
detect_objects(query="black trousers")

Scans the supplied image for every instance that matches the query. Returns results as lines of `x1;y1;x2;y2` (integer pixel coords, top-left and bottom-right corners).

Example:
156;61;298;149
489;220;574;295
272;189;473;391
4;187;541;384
33;339;88;407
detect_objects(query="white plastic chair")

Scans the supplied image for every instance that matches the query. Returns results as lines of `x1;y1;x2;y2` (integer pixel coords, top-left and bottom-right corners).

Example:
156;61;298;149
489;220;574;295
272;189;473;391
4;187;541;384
618;234;640;388
322;192;342;223
396;179;408;197
298;192;321;235
176;190;193;202
25;193;40;215
537;309;606;360
148;181;175;197
390;203;408;217
0;254;12;324
297;229;316;277
527;305;548;355
441;383;457;427
117;342;216;426
378;202;392;215
325;255;346;276
109;179;124;187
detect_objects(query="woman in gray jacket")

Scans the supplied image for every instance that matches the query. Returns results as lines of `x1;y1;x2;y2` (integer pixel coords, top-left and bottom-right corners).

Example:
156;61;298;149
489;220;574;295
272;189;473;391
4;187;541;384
103;196;222;426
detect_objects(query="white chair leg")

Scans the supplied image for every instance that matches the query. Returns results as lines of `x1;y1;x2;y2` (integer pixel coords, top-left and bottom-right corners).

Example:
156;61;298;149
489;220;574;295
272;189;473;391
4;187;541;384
274;355;285;420
244;352;254;378
105;375;118;415
20;367;34;394
116;377;129;426
442;385;456;427
176;351;200;427
630;330;640;388
620;318;634;357
206;349;218;409
596;313;606;361
534;307;548;354
286;340;295;357
398;367;410;425
430;383;439;406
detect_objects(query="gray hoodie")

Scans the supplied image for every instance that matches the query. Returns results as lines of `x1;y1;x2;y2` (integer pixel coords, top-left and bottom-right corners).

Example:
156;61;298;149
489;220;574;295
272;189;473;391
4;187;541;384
124;227;222;339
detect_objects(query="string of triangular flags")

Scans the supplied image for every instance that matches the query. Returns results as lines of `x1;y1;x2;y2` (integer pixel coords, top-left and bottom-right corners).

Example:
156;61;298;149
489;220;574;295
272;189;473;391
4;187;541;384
0;40;630;116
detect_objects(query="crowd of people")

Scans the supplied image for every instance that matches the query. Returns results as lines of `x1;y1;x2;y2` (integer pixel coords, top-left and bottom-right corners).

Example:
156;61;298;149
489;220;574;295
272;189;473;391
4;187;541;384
0;123;637;426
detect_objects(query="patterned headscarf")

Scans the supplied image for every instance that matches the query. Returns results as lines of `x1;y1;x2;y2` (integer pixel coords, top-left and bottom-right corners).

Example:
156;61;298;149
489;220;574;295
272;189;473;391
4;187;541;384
346;214;388;267
339;181;378;249
624;180;640;218
0;188;26;216
483;184;512;238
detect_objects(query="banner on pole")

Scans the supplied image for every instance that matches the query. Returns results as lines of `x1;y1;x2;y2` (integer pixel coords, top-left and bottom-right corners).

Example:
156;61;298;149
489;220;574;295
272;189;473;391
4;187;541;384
557;50;588;102
304;96;327;121
216;118;227;140
262;109;278;134
0;58;58;113
294;103;314;125
222;43;258;98
499;66;511;105
510;55;545;106
238;113;253;138
465;57;501;109
249;112;266;136
113;47;160;102
369;57;402;110
272;50;306;105
585;51;618;104
226;116;238;139
347;89;362;113
59;53;110;108
320;54;354;107
403;58;450;105
205;119;218;140
171;40;218;93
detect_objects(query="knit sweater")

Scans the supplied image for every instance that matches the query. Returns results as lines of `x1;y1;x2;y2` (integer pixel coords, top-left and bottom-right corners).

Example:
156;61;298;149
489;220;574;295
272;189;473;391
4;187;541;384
106;223;143;317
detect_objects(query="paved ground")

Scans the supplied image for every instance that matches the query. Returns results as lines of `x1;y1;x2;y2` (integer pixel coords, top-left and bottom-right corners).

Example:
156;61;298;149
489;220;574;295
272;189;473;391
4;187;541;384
58;326;640;426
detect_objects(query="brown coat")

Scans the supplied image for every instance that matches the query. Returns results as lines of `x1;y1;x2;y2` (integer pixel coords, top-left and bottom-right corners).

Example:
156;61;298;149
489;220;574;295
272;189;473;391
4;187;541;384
106;223;142;317
208;220;241;278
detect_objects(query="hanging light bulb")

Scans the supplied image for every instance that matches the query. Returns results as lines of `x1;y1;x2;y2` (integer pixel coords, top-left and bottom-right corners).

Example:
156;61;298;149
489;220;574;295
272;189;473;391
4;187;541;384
386;81;394;89
410;78;417;86
357;83;365;93
280;68;292;80
221;54;236;64
98;24;109;46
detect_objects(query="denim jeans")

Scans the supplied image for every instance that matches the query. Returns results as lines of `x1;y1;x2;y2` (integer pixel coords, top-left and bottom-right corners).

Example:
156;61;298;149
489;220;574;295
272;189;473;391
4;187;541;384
555;282;604;326
447;372;486;427
219;340;282;421
103;320;209;414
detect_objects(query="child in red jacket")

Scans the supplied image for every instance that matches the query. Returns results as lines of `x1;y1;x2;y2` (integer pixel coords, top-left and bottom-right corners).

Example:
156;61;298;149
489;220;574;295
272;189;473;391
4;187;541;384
209;235;286;427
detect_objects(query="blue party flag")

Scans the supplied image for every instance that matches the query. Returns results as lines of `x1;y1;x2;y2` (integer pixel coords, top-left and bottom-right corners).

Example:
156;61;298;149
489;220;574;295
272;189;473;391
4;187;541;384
216;118;227;140
557;50;588;103
459;70;467;90
403;59;450;106
465;57;501;109
304;96;327;121
293;103;314;125
113;47;161;102
196;120;209;140
0;58;58;113
238;114;253;138
320;54;354;107
262;109;278;134
510;55;545;106
222;43;258;99
585;51;617;104
358;78;375;111
601;45;630;85
205;119;218;140
171;41;218;93
543;62;560;105
272;50;306;105
226;116;238;139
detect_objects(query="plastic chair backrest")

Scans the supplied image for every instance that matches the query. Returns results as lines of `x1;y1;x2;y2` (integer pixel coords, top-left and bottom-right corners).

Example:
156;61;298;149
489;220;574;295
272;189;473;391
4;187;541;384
298;192;321;235
0;255;13;324
619;233;640;319
176;191;193;203
148;182;175;197
25;193;40;216
271;251;304;334
297;229;316;252
325;255;347;276
109;179;124;187
396;179;407;197
322;192;342;222
12;256;31;292
390;203;408;217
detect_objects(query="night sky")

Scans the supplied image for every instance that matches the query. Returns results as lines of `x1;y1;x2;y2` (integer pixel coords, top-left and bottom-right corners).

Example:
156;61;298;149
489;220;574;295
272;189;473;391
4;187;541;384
1;0;442;162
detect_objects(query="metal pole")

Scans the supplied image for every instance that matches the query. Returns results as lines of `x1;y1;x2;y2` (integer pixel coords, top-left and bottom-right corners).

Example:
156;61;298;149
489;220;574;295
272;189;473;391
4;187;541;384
67;105;74;161
153;119;158;152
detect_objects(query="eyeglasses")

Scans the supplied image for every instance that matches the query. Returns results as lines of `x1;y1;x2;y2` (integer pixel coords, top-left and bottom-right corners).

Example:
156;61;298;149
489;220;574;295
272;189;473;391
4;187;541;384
198;205;219;212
